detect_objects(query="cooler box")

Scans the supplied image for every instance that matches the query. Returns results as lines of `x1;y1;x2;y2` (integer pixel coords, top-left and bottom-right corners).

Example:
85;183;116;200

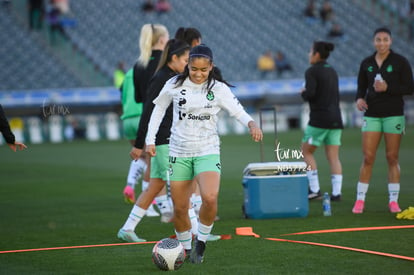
242;161;309;219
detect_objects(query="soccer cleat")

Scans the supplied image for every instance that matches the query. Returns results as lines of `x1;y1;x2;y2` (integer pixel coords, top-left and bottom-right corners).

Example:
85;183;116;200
352;200;365;214
206;234;221;242
330;194;341;201
123;185;135;204
389;201;401;213
308;189;322;200
146;204;160;217
117;229;146;242
190;239;206;264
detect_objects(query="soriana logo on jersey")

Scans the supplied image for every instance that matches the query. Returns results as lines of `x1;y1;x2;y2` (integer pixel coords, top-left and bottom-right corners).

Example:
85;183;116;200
187;113;211;120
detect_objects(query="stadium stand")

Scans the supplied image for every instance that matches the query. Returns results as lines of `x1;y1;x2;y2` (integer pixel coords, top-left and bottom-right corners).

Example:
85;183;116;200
0;4;84;90
1;0;413;90
62;0;414;82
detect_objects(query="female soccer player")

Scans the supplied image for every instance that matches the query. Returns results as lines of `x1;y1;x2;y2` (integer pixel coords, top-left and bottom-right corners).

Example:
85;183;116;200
121;24;169;213
174;27;222;221
118;39;191;242
301;41;343;201
352;27;414;214
145;45;263;263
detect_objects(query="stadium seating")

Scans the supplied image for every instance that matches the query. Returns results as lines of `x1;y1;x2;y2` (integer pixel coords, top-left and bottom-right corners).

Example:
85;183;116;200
1;0;414;90
63;0;414;82
0;5;83;90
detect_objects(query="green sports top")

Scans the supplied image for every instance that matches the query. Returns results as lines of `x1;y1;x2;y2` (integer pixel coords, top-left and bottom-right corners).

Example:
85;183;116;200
120;68;143;120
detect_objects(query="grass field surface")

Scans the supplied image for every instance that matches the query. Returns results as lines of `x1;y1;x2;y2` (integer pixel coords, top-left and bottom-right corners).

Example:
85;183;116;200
1;127;413;274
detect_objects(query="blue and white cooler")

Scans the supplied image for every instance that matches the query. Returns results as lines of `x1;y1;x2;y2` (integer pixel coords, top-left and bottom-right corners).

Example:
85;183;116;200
242;161;309;219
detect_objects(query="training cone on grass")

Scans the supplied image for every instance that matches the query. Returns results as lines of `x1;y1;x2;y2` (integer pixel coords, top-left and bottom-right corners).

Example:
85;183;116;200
235;227;260;238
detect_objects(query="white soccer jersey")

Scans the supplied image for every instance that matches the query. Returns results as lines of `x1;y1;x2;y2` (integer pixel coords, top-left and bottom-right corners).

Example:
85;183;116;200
146;77;253;157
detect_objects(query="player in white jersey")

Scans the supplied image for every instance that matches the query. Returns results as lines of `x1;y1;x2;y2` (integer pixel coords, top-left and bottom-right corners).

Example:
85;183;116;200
145;45;263;264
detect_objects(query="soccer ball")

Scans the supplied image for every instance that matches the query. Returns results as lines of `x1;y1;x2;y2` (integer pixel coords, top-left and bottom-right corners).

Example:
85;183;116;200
152;238;186;271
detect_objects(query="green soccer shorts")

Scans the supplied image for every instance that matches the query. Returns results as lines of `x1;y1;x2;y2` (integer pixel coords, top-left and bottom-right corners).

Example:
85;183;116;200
168;154;221;181
362;116;405;134
302;125;342;146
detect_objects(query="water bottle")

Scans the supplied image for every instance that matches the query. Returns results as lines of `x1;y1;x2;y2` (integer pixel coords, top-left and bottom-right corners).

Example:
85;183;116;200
322;192;332;216
374;73;383;82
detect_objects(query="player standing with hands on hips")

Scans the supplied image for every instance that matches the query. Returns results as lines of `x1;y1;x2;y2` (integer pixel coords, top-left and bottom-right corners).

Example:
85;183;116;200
352;27;414;214
145;45;263;264
301;41;344;201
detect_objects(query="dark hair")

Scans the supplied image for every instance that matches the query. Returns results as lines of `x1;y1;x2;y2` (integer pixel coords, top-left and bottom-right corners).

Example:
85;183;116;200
156;39;190;72
175;44;233;89
189;44;213;60
373;27;392;37
313;41;334;60
174;27;202;46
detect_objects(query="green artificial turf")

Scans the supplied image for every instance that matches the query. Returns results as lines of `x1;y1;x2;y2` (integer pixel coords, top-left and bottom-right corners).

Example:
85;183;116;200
0;128;413;274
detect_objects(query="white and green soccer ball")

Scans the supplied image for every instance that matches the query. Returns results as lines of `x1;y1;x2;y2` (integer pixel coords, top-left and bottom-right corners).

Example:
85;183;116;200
152;238;186;271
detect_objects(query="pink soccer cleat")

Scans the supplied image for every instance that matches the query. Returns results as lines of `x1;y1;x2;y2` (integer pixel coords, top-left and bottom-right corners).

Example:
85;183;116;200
123;185;135;204
388;201;401;213
352;200;365;214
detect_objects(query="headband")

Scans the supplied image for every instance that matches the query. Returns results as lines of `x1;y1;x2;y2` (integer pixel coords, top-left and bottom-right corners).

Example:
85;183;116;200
189;53;212;60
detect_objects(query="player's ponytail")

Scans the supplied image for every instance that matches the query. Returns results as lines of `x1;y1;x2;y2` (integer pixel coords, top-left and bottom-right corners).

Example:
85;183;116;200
138;24;168;67
313;41;334;60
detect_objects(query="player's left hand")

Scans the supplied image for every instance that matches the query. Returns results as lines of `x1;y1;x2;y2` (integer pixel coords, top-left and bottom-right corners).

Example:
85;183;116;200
251;127;263;142
248;122;263;142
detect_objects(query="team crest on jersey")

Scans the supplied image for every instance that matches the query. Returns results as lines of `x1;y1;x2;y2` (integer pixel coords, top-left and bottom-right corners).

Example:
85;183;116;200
367;66;373;72
206;90;214;101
